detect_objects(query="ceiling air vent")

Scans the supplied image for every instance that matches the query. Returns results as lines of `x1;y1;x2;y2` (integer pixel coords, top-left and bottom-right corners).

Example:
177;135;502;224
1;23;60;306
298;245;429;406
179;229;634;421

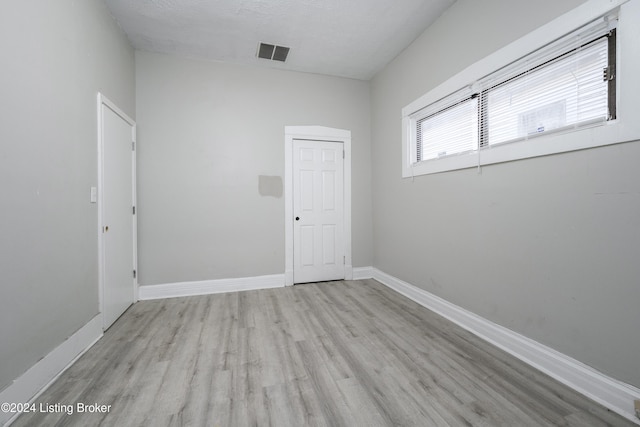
257;43;290;62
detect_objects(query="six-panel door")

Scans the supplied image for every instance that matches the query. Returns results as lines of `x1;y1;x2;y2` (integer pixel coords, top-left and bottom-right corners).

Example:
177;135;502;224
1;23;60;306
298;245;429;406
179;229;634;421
293;140;345;283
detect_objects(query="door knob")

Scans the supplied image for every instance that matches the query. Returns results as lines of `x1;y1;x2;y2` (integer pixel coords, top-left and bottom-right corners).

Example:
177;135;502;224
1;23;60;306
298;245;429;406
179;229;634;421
295;217;300;221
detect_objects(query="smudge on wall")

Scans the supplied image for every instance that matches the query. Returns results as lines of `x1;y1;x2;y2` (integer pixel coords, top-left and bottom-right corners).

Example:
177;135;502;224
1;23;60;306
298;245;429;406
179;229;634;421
258;175;283;198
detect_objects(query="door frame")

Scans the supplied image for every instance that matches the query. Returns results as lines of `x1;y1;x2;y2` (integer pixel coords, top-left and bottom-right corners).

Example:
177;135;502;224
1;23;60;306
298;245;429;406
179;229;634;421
284;126;352;286
97;93;138;329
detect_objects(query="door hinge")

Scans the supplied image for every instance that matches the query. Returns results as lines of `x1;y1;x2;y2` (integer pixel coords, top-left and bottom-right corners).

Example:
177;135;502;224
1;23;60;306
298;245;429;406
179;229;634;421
343;256;346;264
132;141;135;151
603;66;614;81
133;270;137;279
132;206;136;215
343;150;345;159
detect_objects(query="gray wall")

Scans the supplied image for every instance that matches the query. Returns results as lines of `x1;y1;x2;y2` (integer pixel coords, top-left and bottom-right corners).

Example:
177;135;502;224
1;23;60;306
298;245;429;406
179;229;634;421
0;1;135;391
370;0;640;388
136;51;372;285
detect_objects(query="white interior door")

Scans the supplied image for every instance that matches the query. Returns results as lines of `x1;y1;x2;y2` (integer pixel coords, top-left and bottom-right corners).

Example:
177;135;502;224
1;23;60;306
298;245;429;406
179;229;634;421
100;100;136;329
293;140;344;283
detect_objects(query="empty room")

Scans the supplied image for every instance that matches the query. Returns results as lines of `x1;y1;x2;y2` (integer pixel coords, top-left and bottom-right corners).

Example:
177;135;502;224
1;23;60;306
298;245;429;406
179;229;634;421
1;0;639;425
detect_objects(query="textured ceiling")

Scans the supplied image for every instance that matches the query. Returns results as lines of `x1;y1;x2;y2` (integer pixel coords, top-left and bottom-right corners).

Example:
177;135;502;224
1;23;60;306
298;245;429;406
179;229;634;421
104;0;456;80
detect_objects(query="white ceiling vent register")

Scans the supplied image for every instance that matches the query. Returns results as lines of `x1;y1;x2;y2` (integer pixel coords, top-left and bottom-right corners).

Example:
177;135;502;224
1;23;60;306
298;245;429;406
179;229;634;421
257;43;290;62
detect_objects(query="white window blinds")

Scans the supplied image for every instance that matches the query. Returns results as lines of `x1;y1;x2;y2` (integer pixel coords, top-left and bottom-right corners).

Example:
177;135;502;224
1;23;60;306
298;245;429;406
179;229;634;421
409;12;616;166
417;98;478;161
480;25;612;146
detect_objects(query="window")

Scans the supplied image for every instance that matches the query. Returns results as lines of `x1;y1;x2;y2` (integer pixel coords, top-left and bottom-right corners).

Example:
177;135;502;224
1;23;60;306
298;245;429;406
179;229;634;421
402;0;639;178
483;34;612;147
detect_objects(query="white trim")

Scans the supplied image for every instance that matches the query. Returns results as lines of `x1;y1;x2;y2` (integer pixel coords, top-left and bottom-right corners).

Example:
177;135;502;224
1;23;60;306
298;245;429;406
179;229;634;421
344;265;354;281
284;126;352;286
97;93;138;331
369;267;640;424
137;274;286;300
352;266;374;280
401;0;640;178
0;315;103;426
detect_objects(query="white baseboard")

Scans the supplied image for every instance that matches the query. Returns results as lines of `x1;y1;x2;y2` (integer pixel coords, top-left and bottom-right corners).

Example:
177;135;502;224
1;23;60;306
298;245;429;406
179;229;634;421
352;266;374;280
368;267;640;424
0;314;103;426
138;273;286;300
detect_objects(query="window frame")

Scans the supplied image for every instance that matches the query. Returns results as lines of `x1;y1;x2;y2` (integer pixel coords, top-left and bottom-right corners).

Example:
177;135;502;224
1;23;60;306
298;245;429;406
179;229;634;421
401;0;639;178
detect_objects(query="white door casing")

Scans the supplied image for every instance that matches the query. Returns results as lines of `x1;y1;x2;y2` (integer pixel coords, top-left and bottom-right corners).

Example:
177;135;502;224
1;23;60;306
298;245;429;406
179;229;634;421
285;126;352;286
98;94;137;330
293;140;344;283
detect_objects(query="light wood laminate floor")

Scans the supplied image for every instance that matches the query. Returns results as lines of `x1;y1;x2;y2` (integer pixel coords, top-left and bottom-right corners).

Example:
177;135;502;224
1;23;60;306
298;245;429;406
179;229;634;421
13;279;635;426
